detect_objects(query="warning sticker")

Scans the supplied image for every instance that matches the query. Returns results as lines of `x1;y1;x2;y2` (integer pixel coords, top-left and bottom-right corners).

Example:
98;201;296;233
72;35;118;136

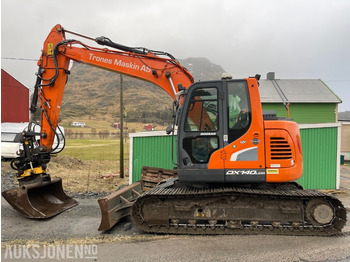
266;169;279;174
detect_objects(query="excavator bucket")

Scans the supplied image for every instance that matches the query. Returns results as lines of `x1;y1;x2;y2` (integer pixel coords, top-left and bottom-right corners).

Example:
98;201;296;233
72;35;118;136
2;177;78;219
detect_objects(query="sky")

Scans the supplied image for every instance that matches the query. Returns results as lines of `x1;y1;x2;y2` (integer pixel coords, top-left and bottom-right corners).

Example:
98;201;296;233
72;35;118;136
1;0;350;111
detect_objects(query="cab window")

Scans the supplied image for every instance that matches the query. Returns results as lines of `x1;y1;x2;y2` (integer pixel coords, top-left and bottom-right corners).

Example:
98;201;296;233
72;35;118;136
227;81;251;142
184;87;218;132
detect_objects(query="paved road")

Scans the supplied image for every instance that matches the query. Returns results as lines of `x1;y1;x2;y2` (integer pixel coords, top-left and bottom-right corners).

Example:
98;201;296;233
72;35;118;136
1;197;142;241
88;234;350;262
2;233;350;262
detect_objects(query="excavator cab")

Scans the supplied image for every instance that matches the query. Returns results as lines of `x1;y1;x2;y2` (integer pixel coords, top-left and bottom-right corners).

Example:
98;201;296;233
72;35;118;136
2;125;78;218
176;75;303;184
177;77;266;183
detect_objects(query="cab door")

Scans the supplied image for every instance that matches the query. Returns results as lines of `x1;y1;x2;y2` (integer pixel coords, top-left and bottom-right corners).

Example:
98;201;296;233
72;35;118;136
218;79;266;182
177;81;225;182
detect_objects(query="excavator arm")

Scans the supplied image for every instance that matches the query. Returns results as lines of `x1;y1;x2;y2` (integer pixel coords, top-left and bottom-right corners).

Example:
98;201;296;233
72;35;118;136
37;24;193;151
3;24;193;219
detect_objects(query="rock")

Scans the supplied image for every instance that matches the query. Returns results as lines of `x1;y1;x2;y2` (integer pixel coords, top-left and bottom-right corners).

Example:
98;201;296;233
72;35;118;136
124;223;132;231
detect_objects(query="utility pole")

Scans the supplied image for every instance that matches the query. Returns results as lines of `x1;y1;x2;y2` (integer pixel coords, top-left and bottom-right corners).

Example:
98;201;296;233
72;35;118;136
119;74;124;179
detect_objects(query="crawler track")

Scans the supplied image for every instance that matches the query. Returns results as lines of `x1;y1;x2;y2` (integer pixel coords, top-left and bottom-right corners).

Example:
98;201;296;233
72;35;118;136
132;185;347;236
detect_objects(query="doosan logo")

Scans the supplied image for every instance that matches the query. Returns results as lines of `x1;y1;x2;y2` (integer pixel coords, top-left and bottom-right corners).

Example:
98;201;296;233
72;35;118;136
226;170;265;175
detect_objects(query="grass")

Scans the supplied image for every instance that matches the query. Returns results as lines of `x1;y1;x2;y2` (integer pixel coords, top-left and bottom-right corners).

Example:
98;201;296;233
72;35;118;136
62;138;129;161
48;138;130;193
1;138;132;193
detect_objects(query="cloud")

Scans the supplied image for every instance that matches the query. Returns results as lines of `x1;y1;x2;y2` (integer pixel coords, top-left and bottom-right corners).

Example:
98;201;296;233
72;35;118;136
2;0;350;111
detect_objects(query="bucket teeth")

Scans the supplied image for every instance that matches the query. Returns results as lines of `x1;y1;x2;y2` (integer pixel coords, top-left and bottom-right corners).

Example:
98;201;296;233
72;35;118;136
2;177;78;219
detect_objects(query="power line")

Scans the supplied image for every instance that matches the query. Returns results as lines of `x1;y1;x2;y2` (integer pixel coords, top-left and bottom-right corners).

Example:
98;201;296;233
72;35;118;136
1;57;37;61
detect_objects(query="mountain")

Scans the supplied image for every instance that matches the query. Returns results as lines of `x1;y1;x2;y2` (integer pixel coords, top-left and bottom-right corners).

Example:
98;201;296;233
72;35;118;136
179;57;227;81
61;57;226;125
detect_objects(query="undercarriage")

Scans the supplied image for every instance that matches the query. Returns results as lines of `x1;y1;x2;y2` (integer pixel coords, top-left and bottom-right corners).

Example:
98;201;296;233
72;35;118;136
131;180;347;236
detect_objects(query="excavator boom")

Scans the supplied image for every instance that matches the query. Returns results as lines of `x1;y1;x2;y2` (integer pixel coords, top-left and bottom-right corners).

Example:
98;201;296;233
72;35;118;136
38;24;193;149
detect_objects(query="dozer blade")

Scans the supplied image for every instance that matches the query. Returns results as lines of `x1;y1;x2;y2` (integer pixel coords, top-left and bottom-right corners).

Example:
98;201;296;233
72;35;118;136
97;166;177;231
2;177;78;219
98;182;142;231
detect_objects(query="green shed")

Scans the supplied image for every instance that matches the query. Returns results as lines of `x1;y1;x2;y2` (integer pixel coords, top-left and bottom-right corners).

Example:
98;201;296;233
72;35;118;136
259;73;341;123
129;123;342;189
129;131;176;184
298;123;341;189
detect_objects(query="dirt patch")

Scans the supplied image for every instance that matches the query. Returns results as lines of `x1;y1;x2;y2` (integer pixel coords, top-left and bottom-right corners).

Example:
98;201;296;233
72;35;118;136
2;234;170;248
1;155;129;196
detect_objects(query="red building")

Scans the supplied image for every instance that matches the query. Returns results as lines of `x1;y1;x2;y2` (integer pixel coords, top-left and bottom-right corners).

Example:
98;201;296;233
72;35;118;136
1;69;29;123
144;124;156;131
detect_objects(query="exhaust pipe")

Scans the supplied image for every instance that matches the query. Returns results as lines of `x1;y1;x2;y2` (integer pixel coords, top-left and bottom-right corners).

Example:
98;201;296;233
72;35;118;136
2;177;78;219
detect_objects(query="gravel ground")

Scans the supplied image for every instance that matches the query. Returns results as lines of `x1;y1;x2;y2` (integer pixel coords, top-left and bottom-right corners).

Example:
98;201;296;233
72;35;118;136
2;161;350;262
1;161;350;242
1;163;17;193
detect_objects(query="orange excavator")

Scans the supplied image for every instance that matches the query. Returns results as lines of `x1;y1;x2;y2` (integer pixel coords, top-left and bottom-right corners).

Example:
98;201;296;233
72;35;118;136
2;25;346;236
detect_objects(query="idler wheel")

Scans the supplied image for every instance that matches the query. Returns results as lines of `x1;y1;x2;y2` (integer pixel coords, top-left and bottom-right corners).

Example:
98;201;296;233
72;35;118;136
306;199;334;226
